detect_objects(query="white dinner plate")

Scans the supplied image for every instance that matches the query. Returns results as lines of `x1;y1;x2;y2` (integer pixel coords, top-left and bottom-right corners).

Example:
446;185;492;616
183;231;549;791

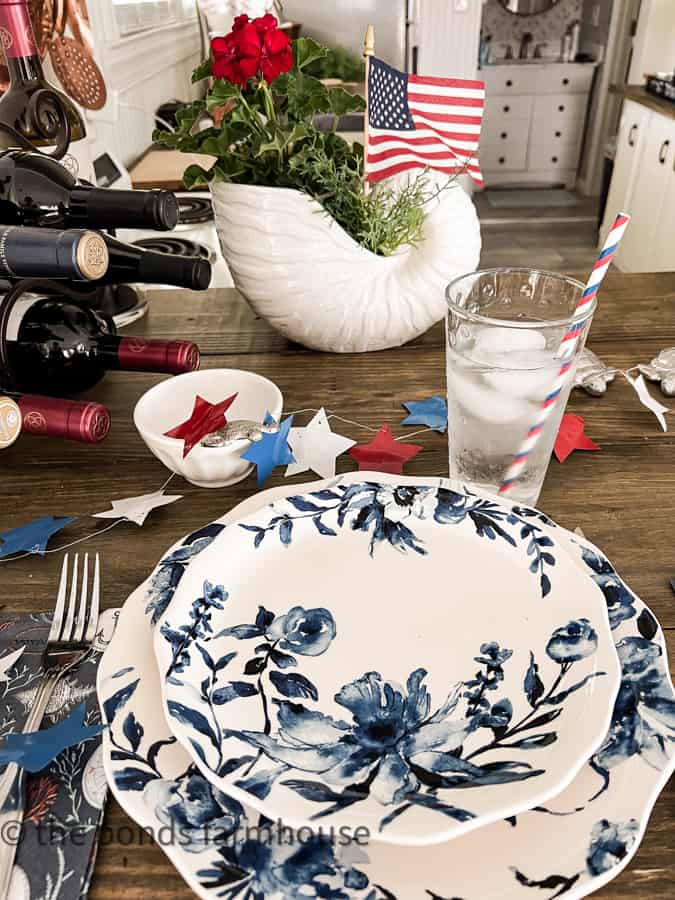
152;477;619;846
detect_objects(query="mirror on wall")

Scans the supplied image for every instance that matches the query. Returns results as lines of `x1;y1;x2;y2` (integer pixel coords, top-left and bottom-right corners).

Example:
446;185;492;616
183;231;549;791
497;0;561;14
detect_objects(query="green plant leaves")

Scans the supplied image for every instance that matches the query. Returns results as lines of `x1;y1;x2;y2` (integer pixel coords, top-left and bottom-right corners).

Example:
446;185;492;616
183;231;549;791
192;56;213;83
327;86;366;117
293;37;329;71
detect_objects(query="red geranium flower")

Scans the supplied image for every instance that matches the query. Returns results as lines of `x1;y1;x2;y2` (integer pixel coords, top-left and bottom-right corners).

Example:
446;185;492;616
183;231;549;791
259;24;293;83
211;23;262;87
232;14;251;31
253;13;278;35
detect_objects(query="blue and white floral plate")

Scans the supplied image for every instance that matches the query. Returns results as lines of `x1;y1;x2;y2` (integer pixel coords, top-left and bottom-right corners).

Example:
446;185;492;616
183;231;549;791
98;474;675;899
151;478;620;847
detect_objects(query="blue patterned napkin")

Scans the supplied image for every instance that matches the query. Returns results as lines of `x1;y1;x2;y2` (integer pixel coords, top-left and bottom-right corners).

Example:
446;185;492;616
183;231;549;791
0;610;117;899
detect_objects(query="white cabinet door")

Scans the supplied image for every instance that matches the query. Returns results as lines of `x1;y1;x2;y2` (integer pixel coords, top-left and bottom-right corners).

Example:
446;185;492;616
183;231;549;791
601;100;650;239
614;112;675;272
650;157;675;272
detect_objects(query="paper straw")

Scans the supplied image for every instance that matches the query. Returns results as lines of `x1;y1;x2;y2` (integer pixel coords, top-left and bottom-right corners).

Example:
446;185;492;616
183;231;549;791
498;212;630;496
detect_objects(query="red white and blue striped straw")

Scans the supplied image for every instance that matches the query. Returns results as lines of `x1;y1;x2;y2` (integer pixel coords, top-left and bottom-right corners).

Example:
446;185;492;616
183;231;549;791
498;212;630;496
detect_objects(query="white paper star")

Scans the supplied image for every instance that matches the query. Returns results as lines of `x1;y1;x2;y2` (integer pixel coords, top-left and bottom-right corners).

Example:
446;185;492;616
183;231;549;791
286;408;355;479
0;645;25;683
625;374;669;432
92;490;183;526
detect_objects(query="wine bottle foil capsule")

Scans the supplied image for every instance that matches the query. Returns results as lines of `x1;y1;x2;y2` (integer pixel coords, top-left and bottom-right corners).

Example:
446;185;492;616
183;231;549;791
0;395;21;448
117;337;200;374
19;395;110;443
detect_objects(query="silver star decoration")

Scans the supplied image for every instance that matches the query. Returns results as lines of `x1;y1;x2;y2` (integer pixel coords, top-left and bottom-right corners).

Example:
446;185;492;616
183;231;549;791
286;408;355;479
625;374;669;432
92;489;183;527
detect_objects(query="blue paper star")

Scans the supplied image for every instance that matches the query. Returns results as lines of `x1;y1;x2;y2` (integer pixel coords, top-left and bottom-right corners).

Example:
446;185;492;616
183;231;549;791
241;412;295;487
0;515;78;558
0;702;104;772
401;396;448;433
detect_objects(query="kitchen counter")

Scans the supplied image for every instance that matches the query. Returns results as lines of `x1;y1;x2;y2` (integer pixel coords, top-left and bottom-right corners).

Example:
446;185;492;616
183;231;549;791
610;84;675;122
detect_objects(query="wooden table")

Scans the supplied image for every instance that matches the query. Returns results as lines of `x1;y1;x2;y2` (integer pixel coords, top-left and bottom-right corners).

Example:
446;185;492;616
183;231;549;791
2;275;674;898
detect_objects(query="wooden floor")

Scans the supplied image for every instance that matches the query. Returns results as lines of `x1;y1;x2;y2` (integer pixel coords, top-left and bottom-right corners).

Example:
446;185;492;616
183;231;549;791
480;220;602;275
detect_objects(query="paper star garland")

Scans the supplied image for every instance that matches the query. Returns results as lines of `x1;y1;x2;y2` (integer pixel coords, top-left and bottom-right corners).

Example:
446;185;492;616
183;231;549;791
554;414;601;463
286;408;355;479
164;393;238;457
242;412;295;487
625;374;669;432
0;702;103;773
92;489;182;527
0;516;78;558
401;395;448;433
0;645;24;682
348;424;423;475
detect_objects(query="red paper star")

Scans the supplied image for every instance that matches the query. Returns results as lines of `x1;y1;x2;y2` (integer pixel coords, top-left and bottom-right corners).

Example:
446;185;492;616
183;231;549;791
164;393;237;458
554;414;601;463
348;424;423;475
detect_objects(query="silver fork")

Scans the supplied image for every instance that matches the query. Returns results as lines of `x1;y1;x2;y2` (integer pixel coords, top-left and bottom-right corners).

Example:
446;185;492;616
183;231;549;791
0;553;100;897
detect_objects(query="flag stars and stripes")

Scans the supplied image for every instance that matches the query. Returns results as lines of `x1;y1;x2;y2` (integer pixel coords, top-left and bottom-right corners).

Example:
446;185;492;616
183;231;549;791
365;57;485;185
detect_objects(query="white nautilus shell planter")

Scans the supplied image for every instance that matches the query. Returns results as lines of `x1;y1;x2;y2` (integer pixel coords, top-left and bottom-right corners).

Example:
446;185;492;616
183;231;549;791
211;177;481;352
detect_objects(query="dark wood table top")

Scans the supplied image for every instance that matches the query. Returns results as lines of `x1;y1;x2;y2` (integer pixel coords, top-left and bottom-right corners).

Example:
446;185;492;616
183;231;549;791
1;274;674;898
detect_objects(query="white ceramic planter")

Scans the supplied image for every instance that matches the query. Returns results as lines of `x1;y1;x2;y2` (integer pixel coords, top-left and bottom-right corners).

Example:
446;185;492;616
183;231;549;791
211;179;481;352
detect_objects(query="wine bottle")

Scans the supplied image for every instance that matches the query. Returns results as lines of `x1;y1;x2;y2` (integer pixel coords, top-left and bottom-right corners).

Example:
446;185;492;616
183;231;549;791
0;150;179;230
0;225;108;279
3;392;111;443
0;0;85;151
4;295;200;394
98;235;212;291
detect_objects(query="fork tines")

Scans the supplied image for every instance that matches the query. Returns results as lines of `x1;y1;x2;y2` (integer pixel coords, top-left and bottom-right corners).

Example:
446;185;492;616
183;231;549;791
50;553;100;646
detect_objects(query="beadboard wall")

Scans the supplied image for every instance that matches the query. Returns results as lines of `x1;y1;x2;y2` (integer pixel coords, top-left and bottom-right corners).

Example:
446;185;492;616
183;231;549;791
481;0;582;52
80;0;204;173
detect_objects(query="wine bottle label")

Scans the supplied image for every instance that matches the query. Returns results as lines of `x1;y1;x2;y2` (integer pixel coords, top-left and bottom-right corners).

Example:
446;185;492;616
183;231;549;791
5;294;39;341
0;224;15;275
0;1;38;59
76;232;109;280
0;395;21;448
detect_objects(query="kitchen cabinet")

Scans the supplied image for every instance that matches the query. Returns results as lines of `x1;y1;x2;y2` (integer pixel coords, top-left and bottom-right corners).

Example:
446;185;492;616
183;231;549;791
601;98;675;273
481;63;596;189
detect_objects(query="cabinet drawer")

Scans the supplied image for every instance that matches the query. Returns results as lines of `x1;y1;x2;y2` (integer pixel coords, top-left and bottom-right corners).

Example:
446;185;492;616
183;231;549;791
483;67;542;95
485;94;533;122
528;139;582;172
481;140;528;171
535;65;595;95
533;93;588;123
483;115;531;146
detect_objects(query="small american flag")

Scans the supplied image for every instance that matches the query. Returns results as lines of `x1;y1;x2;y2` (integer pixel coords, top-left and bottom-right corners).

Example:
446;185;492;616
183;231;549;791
365;57;485;186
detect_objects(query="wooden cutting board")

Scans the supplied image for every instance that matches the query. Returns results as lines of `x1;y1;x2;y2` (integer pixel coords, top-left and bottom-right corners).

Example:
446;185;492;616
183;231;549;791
129;150;216;191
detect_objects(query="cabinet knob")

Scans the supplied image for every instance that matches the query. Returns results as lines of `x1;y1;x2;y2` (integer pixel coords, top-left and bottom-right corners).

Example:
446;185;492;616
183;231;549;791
552;156;558;163
628;124;638;147
498;156;506;164
506;79;513;87
555;130;561;137
500;131;507;139
558;104;565;112
503;104;510;112
562;77;569;85
658;139;670;164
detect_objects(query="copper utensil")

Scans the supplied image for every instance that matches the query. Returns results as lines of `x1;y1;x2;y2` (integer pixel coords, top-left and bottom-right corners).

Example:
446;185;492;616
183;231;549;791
65;0;94;57
29;0;55;58
49;0;106;110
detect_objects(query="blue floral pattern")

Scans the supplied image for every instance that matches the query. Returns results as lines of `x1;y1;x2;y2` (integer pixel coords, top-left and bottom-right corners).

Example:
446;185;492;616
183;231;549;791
102;490;675;900
239;483;557;597
161;581;606;833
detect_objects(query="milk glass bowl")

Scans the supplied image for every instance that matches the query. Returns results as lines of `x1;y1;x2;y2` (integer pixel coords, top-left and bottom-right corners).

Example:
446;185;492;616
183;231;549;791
134;369;283;488
445;268;594;505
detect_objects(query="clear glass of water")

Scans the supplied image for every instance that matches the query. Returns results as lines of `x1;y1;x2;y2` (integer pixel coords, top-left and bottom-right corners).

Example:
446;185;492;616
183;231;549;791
445;268;595;506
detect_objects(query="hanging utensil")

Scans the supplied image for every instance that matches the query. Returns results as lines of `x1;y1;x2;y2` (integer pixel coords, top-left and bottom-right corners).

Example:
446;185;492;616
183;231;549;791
49;0;106;111
29;0;56;58
65;0;94;57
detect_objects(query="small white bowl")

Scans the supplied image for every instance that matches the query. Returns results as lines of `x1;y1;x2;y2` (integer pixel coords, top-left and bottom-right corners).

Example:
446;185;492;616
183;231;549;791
134;369;283;488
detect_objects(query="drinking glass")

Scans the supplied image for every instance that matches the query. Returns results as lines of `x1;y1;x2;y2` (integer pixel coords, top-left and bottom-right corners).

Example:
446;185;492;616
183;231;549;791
445;268;595;506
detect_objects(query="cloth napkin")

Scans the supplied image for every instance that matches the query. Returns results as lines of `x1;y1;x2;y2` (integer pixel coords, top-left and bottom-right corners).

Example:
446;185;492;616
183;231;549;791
0;610;117;900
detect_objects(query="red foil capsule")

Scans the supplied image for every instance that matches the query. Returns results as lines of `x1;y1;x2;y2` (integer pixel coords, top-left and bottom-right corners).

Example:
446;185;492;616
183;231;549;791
0;1;39;59
116;337;200;374
17;395;111;443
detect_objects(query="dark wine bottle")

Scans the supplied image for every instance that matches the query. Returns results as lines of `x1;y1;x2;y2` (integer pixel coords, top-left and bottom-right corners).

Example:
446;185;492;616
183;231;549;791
0;0;85;151
5;392;111;443
4;295;200;395
0;150;179;230
98;235;212;291
0;225;108;279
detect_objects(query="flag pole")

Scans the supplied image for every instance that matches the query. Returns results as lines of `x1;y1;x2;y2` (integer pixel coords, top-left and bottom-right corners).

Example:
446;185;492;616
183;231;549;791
363;24;375;197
